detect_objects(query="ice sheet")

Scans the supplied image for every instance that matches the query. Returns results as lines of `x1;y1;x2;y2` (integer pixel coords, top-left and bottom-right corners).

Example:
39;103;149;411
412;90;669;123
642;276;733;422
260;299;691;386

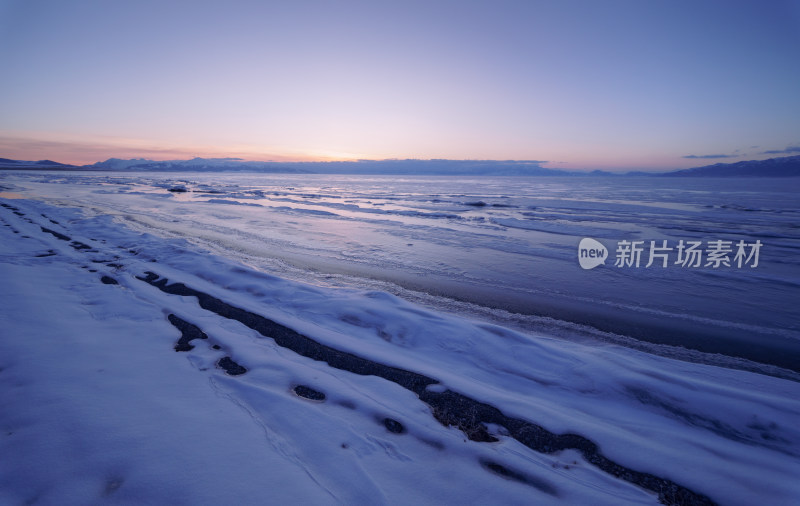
1;184;799;505
2;171;798;370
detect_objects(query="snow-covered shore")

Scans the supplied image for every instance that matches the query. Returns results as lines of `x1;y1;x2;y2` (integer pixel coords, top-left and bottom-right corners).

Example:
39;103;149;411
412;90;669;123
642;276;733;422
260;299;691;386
1;188;799;505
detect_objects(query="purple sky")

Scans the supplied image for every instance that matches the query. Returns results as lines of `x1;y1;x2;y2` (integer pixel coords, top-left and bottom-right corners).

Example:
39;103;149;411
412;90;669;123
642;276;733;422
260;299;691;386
1;0;799;170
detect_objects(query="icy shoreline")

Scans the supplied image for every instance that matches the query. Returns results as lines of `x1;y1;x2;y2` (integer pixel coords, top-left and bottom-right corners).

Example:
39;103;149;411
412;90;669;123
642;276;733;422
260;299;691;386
2;171;797;375
2;194;800;504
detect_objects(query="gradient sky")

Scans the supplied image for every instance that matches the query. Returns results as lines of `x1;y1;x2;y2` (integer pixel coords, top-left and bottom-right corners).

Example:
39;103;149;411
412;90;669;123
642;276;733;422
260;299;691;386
1;0;799;170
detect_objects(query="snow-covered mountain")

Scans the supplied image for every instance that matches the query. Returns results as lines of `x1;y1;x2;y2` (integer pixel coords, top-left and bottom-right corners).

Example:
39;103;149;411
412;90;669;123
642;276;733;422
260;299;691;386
0;158;76;169
84;157;156;170
662;155;800;177
82;158;567;175
84;157;310;173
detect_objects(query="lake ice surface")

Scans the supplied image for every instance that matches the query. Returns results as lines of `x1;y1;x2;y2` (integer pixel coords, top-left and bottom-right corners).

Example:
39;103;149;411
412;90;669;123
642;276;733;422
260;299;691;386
5;171;798;371
1;171;799;505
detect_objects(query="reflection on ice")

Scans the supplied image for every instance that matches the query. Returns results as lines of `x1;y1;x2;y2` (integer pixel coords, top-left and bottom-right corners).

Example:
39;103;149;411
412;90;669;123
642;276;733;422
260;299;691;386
3;171;799;371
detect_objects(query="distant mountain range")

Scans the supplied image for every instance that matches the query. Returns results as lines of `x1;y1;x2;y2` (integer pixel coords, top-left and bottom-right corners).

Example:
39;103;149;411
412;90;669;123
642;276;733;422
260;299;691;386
81;157;574;176
0;158;77;169
84;157;310;173
658;155;800;177
1;154;799;176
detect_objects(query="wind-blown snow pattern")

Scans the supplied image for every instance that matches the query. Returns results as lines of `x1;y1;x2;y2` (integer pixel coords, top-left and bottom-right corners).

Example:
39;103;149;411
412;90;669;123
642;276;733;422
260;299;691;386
0;171;799;505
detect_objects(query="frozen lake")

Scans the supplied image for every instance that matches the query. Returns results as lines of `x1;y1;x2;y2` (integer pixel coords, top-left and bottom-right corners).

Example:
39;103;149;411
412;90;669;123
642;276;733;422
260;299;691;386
2;170;800;505
2;171;799;372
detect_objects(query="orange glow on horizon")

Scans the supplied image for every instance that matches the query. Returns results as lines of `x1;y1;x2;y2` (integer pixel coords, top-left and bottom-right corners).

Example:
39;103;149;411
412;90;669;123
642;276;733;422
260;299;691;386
0;132;348;166
0;131;748;172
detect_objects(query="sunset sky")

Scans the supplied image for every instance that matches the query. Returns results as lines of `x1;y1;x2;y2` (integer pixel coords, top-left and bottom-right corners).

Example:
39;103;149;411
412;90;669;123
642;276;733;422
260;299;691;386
1;0;798;171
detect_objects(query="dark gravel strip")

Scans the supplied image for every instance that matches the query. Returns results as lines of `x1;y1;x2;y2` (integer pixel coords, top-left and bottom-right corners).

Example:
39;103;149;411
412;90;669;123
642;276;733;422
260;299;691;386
139;271;715;505
167;313;208;351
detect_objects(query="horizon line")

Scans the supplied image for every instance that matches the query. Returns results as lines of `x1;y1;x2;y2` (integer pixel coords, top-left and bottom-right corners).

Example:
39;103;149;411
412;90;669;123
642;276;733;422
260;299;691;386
2;154;650;173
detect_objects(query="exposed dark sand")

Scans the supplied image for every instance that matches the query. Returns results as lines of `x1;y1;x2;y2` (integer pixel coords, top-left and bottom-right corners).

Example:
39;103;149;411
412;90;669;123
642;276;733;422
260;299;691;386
293;385;326;401
382;418;405;434
167;314;208;352
217;356;247;376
